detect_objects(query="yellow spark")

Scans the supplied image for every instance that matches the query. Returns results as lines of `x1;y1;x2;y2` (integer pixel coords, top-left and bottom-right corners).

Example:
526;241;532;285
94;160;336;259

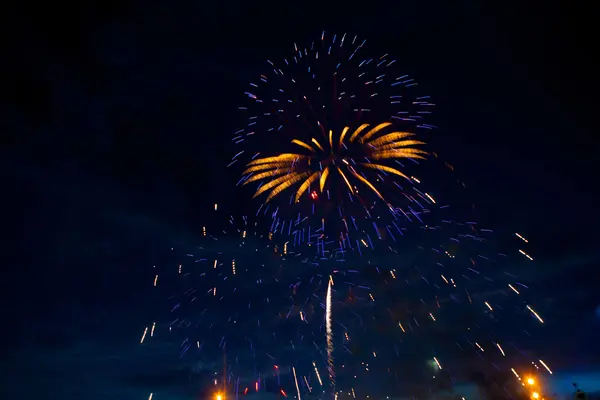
243;161;294;174
515;232;529;243
320;167;330;192
153;275;158;287
292;139;316;152
329;130;333;150
484;301;493;311
312;362;323;386
338;126;350;149
150;322;156;337
377;139;428;152
365;131;416;146
243;166;291;185
433;357;442;370
511;368;520;380
526;305;544;323
425;193;436;203
251;172;303;198
508;284;520;294
140;327;148;344
519;249;534;261
350;169;385;200
292;367;302;400
311;138;324;151
398;322;406;333
336;166;354;194
247;153;301;166
496;342;505;356
370;148;428;161
539;359;553;374
358;163;410;180
359;122;393;143
267;173;310;202
348;124;370;142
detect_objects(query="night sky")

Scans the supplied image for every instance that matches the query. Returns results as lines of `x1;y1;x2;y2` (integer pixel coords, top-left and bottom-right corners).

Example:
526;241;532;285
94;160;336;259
3;1;599;399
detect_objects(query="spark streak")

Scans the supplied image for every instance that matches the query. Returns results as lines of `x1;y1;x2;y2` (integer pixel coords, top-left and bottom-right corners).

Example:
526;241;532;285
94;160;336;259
292;367;301;400
326;280;335;395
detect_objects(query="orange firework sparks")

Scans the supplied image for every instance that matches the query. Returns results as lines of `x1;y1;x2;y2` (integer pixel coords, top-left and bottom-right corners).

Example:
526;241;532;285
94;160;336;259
242;122;427;204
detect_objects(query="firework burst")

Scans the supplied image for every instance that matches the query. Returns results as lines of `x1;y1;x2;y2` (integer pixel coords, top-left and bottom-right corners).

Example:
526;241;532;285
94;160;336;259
137;32;554;400
243;123;427;205
231;32;446;251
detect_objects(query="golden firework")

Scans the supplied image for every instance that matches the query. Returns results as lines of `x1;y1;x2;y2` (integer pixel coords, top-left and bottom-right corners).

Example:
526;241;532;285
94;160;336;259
242;123;427;204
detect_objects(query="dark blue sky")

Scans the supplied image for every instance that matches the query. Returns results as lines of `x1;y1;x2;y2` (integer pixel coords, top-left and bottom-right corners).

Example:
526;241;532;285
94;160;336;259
3;0;598;398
